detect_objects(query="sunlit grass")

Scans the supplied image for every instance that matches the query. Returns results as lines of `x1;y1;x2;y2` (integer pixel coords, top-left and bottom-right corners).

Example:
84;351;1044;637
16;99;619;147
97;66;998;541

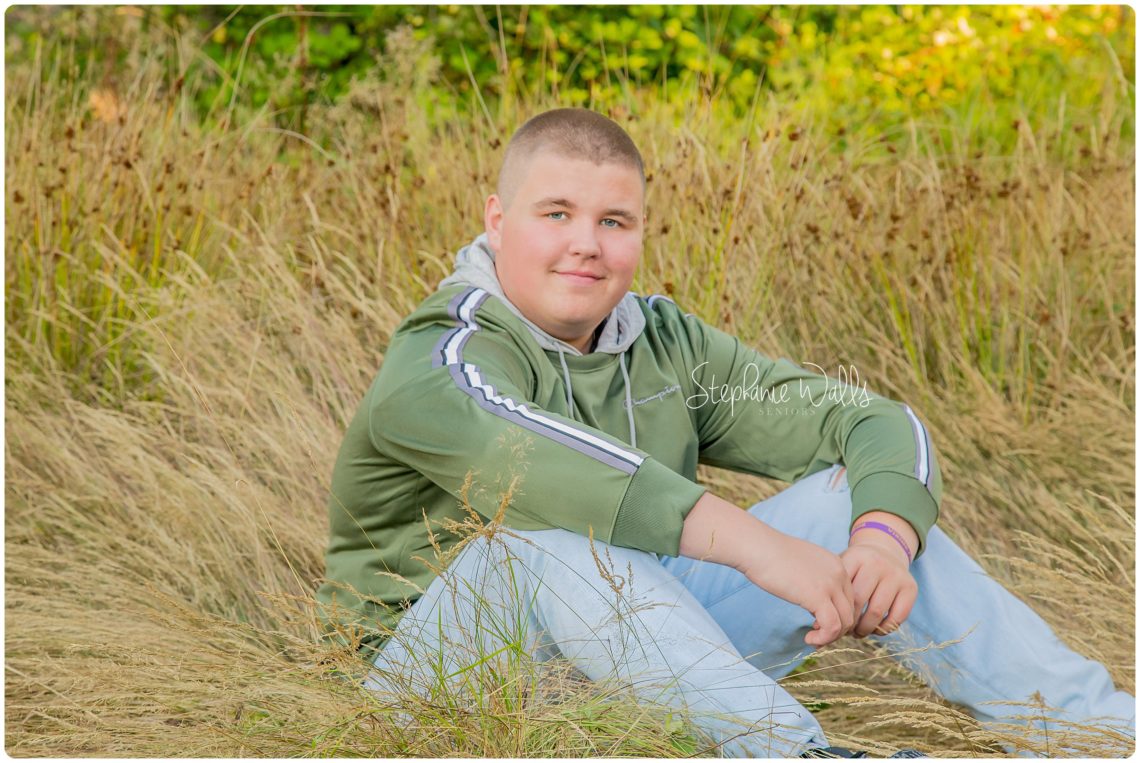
5;10;1134;757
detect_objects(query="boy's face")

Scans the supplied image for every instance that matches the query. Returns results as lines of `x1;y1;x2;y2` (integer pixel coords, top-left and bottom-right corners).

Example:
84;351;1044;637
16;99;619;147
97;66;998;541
484;149;645;353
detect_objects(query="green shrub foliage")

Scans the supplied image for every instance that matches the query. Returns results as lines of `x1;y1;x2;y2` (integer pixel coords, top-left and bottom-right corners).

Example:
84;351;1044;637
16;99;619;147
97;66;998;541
6;5;1134;143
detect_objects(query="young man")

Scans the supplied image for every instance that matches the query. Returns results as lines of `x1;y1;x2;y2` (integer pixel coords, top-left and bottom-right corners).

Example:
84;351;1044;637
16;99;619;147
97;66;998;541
318;108;1134;756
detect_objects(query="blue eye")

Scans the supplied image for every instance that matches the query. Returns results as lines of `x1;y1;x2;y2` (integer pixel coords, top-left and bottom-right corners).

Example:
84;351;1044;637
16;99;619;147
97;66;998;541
547;211;566;220
601;218;620;228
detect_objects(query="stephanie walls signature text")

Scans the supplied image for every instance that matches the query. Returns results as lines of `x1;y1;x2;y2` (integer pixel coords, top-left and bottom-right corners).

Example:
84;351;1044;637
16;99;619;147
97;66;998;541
685;361;872;416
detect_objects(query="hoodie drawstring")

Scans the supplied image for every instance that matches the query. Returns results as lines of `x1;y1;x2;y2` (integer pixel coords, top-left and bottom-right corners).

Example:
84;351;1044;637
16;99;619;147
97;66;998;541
619;352;637;449
558;348;638;450
557;348;576;417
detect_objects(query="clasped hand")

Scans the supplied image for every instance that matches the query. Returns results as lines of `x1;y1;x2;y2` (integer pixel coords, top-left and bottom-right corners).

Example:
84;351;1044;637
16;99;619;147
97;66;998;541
680;494;917;647
739;527;916;647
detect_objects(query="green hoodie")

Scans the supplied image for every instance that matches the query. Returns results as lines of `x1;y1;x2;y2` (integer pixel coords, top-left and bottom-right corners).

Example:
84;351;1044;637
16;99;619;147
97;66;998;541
317;237;942;649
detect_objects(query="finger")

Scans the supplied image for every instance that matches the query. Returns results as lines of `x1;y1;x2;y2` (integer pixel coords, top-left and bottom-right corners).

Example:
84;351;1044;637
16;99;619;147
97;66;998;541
849;566;875;627
805;606;837;646
805;603;841;646
827;563;856;636
856;584;897;638
885;578;919;628
872;620;900;637
841;567;856;610
836;588;856;637
874;578;918;637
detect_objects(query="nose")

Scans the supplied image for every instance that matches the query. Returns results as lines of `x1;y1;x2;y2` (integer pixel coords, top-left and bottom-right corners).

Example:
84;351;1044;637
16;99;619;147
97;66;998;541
568;220;601;258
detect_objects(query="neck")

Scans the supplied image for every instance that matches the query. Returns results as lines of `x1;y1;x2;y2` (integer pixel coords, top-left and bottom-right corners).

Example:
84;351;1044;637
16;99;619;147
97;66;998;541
584;321;605;353
562;321;605;354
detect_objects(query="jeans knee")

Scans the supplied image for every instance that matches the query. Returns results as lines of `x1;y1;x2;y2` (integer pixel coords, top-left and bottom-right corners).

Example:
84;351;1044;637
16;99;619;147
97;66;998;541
496;526;659;575
445;527;623;597
746;466;854;551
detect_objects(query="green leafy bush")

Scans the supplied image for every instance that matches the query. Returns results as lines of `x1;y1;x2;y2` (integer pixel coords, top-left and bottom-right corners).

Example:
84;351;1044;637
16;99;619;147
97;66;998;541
6;5;1132;147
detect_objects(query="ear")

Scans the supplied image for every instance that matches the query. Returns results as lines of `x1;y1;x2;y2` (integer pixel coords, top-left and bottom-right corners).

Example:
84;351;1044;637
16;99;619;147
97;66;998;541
484;194;504;253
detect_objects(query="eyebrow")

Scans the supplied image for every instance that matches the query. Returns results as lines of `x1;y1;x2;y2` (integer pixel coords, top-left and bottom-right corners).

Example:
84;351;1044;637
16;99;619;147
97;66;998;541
532;197;640;223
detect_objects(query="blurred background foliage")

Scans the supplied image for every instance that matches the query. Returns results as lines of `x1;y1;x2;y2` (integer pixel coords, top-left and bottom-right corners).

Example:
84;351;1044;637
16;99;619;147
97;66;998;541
5;4;1134;149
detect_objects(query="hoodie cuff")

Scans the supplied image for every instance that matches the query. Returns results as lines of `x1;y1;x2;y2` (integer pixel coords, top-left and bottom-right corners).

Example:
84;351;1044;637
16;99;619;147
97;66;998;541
611;458;707;556
849;471;939;557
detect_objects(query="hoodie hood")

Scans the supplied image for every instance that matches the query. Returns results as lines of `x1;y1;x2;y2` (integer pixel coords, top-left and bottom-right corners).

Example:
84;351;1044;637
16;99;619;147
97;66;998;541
438;233;646;357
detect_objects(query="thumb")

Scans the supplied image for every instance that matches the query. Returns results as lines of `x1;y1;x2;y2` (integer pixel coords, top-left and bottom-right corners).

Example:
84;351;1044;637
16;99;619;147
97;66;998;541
839;547;863;579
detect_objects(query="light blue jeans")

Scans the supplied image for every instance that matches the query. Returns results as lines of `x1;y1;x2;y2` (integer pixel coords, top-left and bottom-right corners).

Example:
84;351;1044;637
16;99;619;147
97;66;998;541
366;466;1135;756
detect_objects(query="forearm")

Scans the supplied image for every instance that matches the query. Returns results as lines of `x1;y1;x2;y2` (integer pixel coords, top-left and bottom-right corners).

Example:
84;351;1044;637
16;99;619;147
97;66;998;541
679;492;773;575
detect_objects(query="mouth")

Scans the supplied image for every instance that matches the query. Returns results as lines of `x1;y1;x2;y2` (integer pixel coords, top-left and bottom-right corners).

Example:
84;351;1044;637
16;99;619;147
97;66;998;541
555;270;605;284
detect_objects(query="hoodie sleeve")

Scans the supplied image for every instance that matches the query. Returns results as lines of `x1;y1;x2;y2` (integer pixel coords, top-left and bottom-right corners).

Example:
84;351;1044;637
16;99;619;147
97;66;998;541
370;287;707;557
671;306;941;555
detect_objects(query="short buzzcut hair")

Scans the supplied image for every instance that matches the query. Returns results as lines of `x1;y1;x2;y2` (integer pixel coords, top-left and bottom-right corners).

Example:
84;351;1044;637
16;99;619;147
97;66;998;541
496;108;646;210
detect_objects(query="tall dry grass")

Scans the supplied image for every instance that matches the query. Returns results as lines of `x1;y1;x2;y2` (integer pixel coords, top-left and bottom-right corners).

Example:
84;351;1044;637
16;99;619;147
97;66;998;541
6;12;1135;757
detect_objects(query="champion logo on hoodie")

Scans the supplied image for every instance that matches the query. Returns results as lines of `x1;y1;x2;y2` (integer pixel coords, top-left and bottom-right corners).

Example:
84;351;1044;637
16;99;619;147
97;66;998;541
624;384;682;409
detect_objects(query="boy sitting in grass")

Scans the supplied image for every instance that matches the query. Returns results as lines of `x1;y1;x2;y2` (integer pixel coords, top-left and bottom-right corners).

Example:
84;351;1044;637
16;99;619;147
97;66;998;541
317;108;1134;757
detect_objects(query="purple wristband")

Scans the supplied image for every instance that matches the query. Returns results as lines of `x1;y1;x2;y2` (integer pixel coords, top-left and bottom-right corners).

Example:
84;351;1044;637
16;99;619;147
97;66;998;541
850;520;913;563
